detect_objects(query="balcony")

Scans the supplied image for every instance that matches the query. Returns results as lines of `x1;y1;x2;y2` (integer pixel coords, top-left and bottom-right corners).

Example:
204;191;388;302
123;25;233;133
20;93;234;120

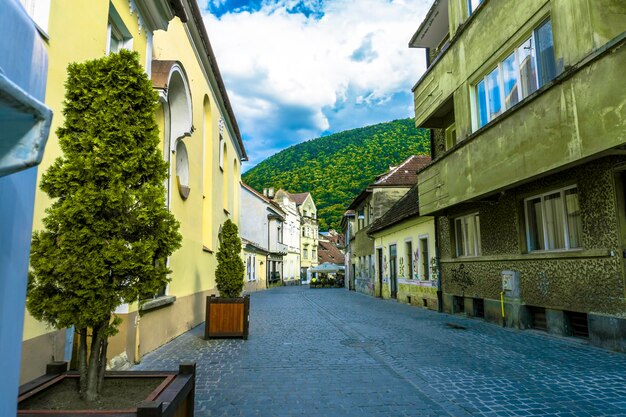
270;242;288;255
418;37;626;214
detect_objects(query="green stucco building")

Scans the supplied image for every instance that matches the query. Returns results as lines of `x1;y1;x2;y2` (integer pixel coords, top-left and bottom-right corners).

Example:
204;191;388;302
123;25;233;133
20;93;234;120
410;0;626;351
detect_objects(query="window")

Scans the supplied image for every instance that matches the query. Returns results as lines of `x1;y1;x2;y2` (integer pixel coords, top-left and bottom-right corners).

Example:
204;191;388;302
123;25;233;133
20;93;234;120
107;6;132;55
219;134;225;170
525;185;582;252
474;19;555;130
455;213;481;257
358;208;365;229
246;255;256;281
405;241;413;279
313;249;317;260
19;0;51;34
303;249;308;259
468;0;483;15
445;123;457;150
419;236;430;280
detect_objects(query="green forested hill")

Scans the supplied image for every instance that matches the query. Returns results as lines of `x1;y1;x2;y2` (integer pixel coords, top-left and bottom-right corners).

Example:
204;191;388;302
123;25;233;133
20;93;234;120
242;118;430;231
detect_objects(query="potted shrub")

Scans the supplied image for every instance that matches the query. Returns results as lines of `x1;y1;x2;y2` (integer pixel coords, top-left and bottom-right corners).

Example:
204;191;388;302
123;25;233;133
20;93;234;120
205;219;250;339
21;50;190;413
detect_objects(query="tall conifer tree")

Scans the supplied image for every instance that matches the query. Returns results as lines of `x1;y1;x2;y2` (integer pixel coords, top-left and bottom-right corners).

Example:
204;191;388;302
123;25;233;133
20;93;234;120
27;50;182;401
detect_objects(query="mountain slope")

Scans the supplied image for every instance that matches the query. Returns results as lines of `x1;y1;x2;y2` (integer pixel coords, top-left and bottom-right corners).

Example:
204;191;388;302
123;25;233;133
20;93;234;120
242;118;430;230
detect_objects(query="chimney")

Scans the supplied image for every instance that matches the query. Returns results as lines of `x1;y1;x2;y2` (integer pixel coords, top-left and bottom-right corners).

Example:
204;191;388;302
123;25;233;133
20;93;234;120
268;188;275;198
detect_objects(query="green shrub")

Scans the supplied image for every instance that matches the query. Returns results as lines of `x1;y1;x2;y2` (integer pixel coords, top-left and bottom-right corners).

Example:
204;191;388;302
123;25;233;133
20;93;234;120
215;219;245;298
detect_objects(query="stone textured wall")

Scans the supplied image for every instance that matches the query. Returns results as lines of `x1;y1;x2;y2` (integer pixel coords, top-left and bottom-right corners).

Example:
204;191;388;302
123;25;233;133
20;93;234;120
432;128;446;160
351;227;375;295
440;157;626;315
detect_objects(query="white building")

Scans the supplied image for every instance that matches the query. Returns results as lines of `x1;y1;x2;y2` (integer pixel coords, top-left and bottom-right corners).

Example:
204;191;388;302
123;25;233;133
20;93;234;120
269;189;301;285
240;183;287;291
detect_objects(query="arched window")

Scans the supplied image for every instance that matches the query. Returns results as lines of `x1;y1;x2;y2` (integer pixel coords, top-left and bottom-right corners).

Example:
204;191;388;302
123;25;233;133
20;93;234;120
151;61;192;204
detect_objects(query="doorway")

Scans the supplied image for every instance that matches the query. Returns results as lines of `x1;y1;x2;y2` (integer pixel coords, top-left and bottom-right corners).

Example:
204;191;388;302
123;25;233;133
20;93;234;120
389;244;397;299
350;264;356;291
377;248;383;298
420;236;430;280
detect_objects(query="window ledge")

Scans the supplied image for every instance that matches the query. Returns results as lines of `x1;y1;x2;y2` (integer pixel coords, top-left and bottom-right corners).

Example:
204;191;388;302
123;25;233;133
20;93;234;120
202;245;214;254
140;295;176;313
441;249;612;263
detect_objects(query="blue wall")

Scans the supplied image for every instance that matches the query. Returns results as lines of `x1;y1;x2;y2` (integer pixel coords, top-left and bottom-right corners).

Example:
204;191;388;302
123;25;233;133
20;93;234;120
0;0;50;414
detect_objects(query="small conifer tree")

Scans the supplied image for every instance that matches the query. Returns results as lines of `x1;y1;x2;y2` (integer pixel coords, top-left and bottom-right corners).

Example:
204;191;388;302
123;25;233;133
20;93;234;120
27;50;181;401
215;219;245;298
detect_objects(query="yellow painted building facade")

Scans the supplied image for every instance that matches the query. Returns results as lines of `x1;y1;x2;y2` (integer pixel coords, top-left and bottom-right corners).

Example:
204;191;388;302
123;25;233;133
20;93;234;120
367;186;438;310
20;0;246;382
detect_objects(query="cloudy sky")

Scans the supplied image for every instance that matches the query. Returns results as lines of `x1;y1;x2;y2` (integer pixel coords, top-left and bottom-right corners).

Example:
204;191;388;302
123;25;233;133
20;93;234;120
199;0;432;170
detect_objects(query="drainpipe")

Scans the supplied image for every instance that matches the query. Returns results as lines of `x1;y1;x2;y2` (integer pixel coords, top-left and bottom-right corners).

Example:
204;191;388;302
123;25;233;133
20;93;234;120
500;291;506;328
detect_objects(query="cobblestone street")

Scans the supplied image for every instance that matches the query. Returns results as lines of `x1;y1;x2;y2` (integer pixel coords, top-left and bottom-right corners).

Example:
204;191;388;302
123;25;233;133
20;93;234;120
135;287;626;417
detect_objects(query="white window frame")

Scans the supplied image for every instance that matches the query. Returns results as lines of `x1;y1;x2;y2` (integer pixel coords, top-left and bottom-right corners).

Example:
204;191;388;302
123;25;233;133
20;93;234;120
19;0;51;35
219;134;225;170
404;239;413;279
472;19;554;131
524;185;581;252
467;0;484;16
454;213;481;258
106;7;133;55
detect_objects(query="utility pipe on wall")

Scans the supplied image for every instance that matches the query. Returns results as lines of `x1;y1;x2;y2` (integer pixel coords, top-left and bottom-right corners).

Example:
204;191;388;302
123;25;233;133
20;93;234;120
500;291;506;328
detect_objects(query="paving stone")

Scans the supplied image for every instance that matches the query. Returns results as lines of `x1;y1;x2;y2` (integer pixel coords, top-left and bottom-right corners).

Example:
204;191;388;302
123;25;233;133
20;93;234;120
134;287;626;416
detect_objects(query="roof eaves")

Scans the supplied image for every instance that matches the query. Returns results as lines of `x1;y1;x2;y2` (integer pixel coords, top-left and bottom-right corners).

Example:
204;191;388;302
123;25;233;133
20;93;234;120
184;0;247;161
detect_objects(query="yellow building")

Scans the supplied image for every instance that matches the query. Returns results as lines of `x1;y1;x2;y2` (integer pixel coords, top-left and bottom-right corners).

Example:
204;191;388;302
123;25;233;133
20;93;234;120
19;0;247;382
368;185;438;310
292;192;318;282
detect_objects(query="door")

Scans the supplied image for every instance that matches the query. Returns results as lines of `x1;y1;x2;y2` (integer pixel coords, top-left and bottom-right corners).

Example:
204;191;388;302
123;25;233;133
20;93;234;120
350;264;356;291
377;248;383;297
389;244;397;299
420;236;430;280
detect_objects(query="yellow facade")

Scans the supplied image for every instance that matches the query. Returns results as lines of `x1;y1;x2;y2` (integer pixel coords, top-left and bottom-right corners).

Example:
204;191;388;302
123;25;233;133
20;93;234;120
370;217;438;310
21;0;246;382
242;247;268;293
298;194;318;278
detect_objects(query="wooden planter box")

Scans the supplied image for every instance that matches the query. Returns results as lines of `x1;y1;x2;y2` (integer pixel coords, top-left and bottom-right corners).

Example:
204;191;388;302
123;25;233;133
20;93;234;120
205;295;250;339
18;362;196;417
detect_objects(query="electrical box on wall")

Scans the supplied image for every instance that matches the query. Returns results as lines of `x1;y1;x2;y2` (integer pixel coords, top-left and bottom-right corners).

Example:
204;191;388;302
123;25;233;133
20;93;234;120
501;270;521;298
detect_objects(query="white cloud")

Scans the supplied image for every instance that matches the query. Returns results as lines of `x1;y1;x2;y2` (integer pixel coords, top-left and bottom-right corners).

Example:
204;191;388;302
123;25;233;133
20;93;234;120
201;0;432;168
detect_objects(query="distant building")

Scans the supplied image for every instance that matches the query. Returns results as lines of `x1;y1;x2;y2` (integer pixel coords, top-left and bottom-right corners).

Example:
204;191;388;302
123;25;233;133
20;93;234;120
368;185;437;309
341;211;356;291
291;192;319;283
269;189;301;284
240;183;286;292
320;229;345;250
318;239;345;267
410;0;626;350
345;155;431;296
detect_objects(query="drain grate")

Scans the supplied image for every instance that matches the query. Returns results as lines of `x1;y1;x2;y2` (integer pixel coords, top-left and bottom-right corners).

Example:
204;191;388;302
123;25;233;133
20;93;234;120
445;322;467;330
340;338;382;348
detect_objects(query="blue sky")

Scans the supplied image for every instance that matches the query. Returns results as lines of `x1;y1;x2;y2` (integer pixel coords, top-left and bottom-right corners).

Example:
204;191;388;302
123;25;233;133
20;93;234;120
199;0;432;170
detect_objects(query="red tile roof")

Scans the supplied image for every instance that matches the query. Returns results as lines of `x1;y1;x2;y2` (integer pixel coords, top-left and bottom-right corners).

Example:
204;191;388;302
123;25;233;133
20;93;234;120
317;240;345;265
289;192;311;205
373;155;431;187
